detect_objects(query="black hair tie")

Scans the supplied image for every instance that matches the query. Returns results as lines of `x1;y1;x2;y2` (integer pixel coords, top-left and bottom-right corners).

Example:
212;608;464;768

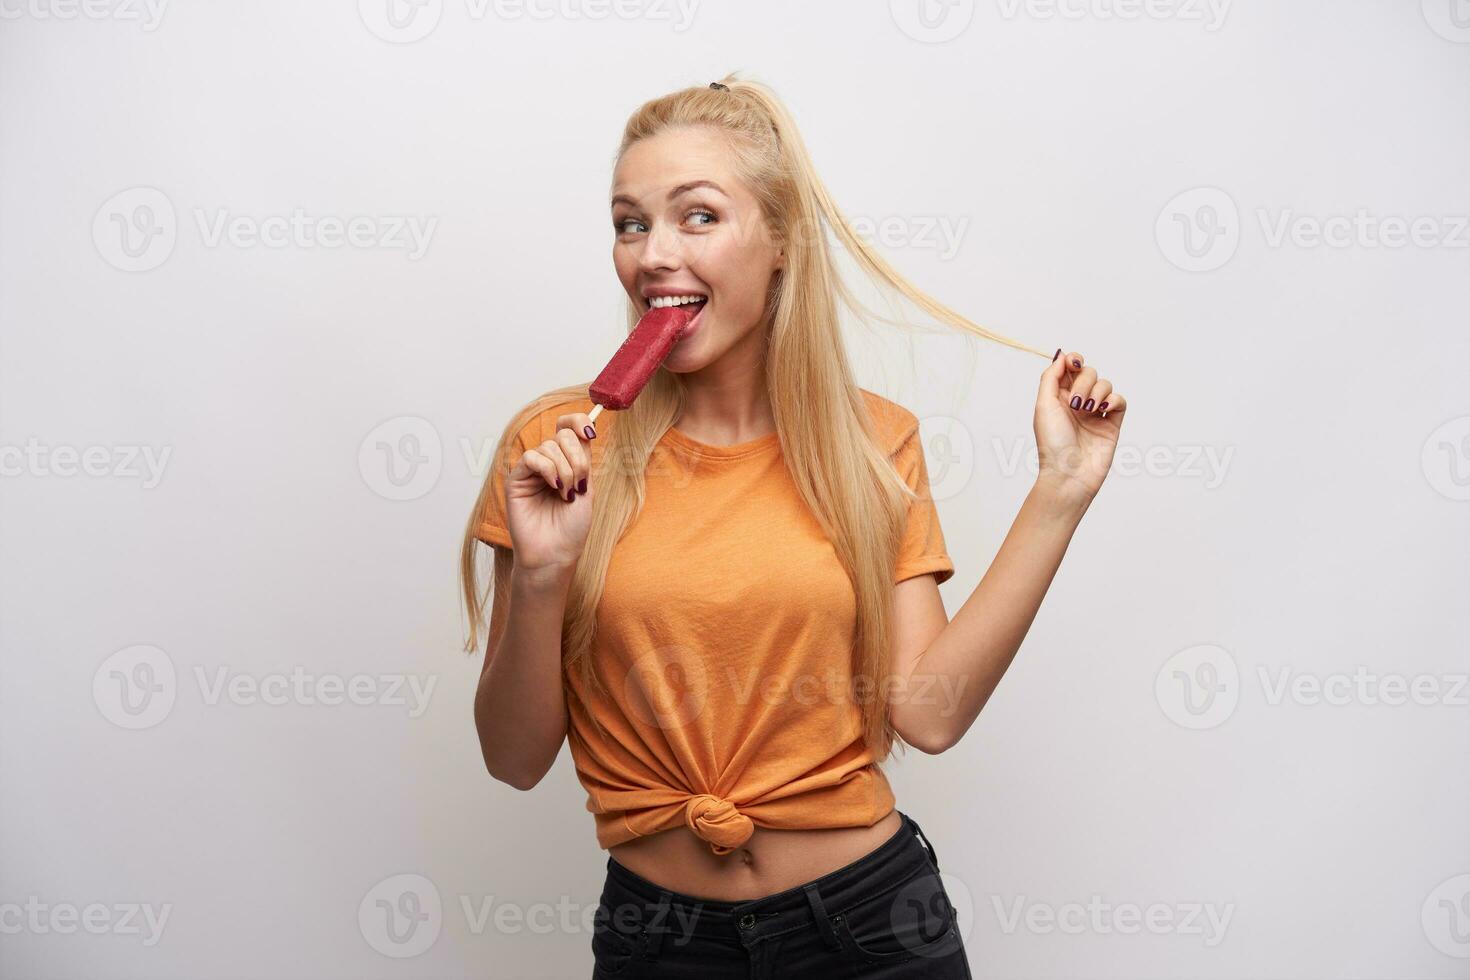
709;82;729;91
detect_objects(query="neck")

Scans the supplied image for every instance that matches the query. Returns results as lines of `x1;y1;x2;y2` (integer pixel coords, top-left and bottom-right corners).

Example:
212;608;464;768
673;317;775;444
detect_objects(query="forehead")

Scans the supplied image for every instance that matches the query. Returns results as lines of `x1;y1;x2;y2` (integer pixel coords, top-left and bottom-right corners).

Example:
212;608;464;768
610;126;743;206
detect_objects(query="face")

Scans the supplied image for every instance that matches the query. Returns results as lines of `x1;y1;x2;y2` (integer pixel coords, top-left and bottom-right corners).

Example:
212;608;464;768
610;125;785;373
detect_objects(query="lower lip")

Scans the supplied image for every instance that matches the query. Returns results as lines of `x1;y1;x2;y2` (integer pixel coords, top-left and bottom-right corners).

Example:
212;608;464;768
675;303;706;342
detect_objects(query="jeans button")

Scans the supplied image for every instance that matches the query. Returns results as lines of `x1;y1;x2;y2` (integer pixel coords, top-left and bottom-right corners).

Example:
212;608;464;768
738;912;756;929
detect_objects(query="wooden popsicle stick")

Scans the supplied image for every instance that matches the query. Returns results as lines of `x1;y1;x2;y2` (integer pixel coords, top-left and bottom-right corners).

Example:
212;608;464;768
588;403;604;424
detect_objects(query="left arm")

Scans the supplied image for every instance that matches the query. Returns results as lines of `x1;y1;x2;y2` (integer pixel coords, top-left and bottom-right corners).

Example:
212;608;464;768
890;348;1128;754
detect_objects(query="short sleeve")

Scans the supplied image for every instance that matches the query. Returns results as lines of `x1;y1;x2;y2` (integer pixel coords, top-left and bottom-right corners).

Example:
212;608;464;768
891;418;955;585
472;412;541;549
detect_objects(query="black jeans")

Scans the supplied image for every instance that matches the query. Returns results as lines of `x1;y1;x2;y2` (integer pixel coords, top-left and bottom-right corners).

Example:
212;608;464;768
589;810;972;979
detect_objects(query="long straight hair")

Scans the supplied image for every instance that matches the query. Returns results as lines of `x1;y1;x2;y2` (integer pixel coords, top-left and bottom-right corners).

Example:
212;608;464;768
461;74;1049;758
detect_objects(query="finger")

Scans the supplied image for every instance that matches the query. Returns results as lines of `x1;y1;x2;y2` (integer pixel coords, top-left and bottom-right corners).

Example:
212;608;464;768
1066;367;1098;410
1100;392;1126;418
1040;346;1071;400
520;447;566;497
558;411;599;442
1083;379;1113;414
555;426;590;496
536;439;576;500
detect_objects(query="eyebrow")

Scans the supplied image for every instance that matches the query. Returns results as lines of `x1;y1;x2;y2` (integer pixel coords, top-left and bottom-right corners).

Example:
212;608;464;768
610;180;727;209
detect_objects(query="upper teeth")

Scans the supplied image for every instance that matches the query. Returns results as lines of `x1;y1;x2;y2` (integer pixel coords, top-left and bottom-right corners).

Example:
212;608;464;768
648;295;706;308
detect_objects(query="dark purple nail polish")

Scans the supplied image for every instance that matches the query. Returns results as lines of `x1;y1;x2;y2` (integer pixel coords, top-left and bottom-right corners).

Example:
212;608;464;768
1070;395;1082;409
1083;398;1095;411
1052;348;1061;362
584;425;596;440
555;477;562;489
1071;358;1081;369
567;489;576;501
1099;401;1109;411
577;477;587;494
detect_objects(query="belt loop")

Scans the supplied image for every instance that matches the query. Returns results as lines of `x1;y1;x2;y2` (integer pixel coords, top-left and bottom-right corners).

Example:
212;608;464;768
802;883;843;952
913;823;940;871
645;888;672;960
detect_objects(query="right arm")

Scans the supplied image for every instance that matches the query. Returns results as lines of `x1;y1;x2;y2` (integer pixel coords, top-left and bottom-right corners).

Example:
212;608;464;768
474;549;574;790
473;409;598;790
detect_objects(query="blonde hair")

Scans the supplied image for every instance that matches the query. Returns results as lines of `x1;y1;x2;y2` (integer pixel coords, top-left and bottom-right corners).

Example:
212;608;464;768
461;73;1050;759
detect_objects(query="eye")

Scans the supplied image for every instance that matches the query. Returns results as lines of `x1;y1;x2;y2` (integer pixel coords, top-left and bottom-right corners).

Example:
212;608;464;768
686;208;716;227
616;217;646;235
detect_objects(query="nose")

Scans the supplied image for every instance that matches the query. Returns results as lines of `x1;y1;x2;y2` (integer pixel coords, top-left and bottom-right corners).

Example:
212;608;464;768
638;220;682;273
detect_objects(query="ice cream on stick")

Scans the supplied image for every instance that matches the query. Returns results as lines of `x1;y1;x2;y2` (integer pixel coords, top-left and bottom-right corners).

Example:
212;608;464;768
586;303;699;423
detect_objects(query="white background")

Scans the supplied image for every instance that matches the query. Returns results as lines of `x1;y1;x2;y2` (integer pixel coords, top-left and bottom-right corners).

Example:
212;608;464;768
2;1;1468;977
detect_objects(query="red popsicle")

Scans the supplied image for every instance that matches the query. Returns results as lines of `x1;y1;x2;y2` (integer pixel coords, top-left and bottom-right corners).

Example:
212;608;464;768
586;304;699;421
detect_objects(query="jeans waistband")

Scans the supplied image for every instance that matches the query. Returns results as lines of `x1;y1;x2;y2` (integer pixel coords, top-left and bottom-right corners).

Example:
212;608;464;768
601;810;939;945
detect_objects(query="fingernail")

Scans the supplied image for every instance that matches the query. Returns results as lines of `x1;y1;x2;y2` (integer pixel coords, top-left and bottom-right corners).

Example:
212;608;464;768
1071;358;1081;369
555;477;562;489
584;425;596;440
577;477;587;494
567;489;576;501
1070;395;1082;409
1099;401;1109;411
1083;398;1095;411
1052;348;1061;362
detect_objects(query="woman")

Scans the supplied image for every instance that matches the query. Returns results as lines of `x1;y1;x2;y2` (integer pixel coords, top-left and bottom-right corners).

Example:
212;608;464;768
461;75;1125;979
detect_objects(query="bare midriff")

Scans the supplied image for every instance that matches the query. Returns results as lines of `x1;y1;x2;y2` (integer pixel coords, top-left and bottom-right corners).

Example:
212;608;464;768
606;809;904;901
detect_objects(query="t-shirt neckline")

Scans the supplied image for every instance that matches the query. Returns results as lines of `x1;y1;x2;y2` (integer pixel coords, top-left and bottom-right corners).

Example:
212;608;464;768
659;424;781;460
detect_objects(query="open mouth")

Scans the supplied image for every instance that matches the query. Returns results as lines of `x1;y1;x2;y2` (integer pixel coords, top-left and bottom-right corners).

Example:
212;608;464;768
642;294;708;338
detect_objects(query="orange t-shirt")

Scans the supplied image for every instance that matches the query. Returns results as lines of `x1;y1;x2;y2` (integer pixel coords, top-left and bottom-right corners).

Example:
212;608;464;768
474;388;954;854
